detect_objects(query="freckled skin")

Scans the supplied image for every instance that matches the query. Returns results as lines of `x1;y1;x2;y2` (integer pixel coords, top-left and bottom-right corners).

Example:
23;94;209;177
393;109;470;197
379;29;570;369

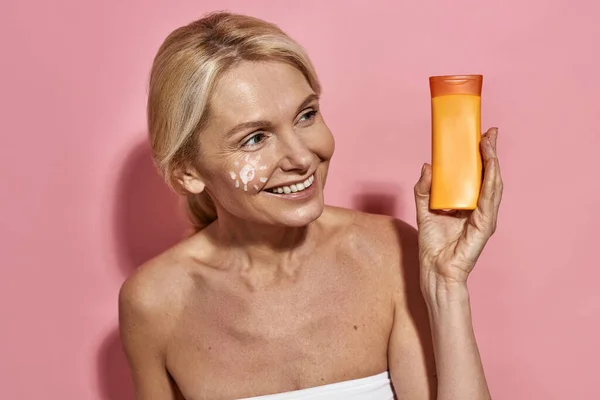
119;62;435;400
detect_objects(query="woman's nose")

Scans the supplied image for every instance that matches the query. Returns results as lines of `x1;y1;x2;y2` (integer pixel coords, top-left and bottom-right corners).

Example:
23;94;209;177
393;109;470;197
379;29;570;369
278;132;313;173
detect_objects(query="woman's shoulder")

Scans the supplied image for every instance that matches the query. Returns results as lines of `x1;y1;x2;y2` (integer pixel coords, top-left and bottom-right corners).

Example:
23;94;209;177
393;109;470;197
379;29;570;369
321;205;420;300
322;205;418;250
321;205;419;274
118;238;199;330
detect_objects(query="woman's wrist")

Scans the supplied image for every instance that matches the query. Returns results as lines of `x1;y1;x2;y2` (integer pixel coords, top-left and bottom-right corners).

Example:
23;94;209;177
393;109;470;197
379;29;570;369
420;269;471;312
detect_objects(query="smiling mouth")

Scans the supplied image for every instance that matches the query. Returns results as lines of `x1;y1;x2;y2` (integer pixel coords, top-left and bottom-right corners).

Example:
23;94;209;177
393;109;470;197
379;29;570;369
266;174;315;194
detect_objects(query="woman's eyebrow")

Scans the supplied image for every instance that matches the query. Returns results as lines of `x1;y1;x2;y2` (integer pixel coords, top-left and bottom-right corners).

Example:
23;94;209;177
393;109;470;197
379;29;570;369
225;93;319;137
225;120;272;137
296;93;319;114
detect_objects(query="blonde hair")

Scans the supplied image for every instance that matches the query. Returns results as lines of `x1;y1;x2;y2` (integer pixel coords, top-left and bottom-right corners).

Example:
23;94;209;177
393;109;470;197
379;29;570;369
147;11;322;231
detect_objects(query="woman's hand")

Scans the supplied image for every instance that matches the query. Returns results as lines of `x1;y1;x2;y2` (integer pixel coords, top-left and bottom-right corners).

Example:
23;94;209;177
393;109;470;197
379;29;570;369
414;127;503;289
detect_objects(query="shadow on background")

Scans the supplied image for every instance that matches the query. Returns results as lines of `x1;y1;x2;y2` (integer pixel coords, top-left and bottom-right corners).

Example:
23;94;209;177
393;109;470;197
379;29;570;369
352;182;402;217
112;139;189;276
98;330;135;400
98;138;190;400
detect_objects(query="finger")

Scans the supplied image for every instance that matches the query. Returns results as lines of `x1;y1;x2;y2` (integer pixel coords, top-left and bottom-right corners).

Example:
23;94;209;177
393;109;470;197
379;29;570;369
414;163;432;221
481;127;498;164
490;128;503;211
478;156;498;217
490;127;498;150
484;127;503;208
477;133;501;232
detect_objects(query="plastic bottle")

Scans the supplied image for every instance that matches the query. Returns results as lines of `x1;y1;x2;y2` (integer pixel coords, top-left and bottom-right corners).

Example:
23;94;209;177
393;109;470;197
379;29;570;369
429;74;483;210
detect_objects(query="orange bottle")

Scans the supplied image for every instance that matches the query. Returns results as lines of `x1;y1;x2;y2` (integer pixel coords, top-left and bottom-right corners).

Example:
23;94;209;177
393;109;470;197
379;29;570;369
429;74;483;210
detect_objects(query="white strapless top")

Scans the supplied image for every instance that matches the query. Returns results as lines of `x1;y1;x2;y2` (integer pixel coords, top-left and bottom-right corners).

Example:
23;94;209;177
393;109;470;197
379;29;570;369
237;371;395;399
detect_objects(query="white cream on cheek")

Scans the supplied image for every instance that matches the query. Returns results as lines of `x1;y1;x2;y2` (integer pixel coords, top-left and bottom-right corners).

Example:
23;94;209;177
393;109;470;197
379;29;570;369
229;154;269;192
239;164;255;191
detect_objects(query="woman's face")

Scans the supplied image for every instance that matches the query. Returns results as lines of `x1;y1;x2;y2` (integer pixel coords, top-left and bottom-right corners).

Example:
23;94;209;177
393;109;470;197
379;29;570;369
188;61;335;227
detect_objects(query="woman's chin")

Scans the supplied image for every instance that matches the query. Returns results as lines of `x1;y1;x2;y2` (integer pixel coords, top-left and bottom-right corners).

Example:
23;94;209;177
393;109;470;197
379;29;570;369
273;203;325;227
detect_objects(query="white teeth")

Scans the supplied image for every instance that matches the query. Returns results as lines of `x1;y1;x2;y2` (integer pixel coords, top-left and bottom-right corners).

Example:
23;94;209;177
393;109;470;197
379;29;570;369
269;174;315;194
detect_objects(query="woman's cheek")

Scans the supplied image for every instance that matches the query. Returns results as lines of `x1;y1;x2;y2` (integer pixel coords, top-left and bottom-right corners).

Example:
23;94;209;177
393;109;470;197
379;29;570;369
228;154;270;192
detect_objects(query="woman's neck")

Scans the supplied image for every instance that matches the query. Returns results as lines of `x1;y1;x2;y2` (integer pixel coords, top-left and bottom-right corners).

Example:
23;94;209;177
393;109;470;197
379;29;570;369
203;214;320;287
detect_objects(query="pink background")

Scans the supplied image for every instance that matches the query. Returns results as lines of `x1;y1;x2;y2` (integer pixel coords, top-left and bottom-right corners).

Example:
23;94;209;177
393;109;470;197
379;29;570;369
2;0;598;399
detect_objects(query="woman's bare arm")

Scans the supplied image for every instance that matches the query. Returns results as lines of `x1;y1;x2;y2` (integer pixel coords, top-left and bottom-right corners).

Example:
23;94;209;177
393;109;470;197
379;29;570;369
387;219;490;400
119;274;181;400
422;280;490;400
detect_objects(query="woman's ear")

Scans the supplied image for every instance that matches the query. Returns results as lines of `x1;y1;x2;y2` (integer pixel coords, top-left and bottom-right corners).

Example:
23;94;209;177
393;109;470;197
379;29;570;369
174;167;206;195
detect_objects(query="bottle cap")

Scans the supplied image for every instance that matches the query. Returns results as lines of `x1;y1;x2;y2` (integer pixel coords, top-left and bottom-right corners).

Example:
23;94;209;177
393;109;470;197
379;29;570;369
429;74;483;97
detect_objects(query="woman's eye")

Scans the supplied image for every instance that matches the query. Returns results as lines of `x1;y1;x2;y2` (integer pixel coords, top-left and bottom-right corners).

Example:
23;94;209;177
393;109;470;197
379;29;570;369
299;109;317;122
242;132;265;147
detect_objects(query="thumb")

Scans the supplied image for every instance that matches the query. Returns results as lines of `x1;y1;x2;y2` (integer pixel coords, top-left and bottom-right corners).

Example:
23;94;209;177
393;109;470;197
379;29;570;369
414;163;432;221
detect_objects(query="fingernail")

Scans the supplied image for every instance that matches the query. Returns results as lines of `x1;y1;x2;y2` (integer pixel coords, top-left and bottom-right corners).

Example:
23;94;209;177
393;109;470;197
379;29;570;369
421;164;426;176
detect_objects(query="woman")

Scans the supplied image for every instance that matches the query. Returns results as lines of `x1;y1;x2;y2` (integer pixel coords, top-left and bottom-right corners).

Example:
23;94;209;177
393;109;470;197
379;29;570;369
119;11;502;400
